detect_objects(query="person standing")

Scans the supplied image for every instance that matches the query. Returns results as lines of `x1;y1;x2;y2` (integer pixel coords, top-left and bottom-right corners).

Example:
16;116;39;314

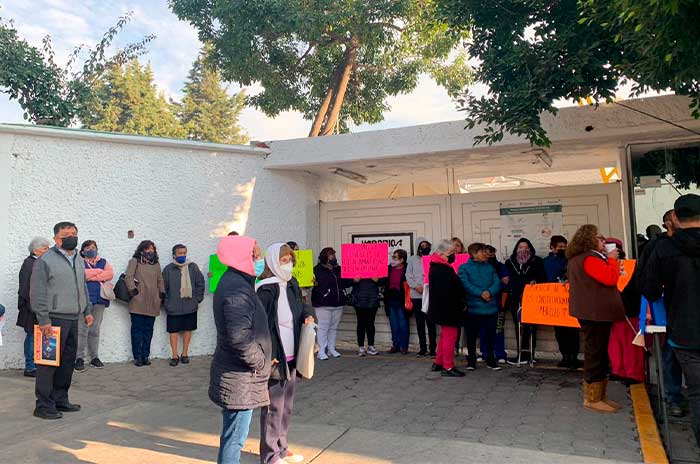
643;194;700;447
459;243;502;371
311;248;347;360
125;240;165;367
382;249;410;354
163;244;205;367
210;235;271;464
483;245;509;363
567;224;625;414
17;237;50;377
406;238;436;357
428;239;467;377
30;222;94;420
75;240;114;372
351;277;381;356
543;235;580;369
256;243;315;464
505;238;546;365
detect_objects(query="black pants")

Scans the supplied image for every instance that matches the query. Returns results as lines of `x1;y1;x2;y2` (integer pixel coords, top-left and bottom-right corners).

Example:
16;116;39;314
354;307;378;346
413;299;437;354
674;348;700;447
260;368;297;463
579;320;612;383
35;317;78;413
554;326;580;357
130;313;155;360
466;313;497;363
511;306;537;356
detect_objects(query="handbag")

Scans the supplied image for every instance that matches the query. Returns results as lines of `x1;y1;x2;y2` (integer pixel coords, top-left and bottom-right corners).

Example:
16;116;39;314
297;323;317;379
114;261;139;303
100;282;116;301
403;281;413;311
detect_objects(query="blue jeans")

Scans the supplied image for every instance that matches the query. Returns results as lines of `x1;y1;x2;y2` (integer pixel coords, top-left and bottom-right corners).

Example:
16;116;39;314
480;309;507;359
387;301;409;350
218;408;253;464
24;332;35;371
663;339;684;405
130;313;155;361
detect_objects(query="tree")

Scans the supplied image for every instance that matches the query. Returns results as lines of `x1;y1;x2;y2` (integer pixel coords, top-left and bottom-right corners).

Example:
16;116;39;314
0;12;153;126
435;0;700;147
83;59;186;138
174;49;249;144
170;0;472;136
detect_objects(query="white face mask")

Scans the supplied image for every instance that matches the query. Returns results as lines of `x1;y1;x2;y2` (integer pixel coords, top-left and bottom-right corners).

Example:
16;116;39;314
279;262;294;281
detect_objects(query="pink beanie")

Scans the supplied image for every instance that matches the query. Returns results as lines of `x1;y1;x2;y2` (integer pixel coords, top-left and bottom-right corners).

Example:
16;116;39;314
216;235;257;276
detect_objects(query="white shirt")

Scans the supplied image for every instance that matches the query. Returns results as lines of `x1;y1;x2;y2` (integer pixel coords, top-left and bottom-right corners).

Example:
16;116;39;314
277;282;295;359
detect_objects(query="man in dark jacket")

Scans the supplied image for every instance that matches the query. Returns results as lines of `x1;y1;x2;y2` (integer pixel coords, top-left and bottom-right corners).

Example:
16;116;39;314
17;237;51;377
211;235;272;464
30;222;93;420
642;194;700;447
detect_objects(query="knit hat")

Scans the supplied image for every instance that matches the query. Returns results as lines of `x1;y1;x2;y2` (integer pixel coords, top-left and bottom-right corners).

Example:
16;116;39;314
674;194;700;219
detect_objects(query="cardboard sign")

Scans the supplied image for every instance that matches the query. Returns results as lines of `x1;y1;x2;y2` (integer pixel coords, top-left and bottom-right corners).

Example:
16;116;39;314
422;255;467;283
617;259;636;292
341;243;389;279
521;283;581;328
292;249;315;287
34;325;61;366
209;254;227;293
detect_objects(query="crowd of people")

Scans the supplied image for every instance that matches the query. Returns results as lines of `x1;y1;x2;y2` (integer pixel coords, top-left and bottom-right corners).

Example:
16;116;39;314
2;192;697;462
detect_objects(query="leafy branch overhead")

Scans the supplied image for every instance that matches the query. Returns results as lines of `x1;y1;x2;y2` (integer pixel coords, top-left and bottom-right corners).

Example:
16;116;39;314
435;0;700;147
0;11;154;126
170;0;473;136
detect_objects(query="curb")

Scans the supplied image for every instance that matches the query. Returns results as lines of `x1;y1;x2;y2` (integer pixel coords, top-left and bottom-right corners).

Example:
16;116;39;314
630;383;669;463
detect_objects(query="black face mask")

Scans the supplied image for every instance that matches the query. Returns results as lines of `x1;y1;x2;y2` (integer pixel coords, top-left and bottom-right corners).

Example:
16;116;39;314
328;258;338;266
60;236;78;251
556;249;567;259
419;247;431;256
447;254;456;264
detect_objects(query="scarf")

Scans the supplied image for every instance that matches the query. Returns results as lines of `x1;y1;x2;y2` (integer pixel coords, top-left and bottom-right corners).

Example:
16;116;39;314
256;243;293;289
174;259;193;299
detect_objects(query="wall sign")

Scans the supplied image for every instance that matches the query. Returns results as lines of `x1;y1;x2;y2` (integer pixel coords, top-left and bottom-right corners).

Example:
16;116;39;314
500;200;563;257
350;233;414;261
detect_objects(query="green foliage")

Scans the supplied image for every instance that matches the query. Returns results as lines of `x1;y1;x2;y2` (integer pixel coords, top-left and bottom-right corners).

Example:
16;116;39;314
174;49;249;144
634;146;700;190
170;0;472;136
435;0;700;147
0;12;153;126
83;59;186;138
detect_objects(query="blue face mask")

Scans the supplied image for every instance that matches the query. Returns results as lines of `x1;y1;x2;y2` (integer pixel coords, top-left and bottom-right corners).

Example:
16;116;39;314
175;256;187;264
84;249;97;259
254;259;265;276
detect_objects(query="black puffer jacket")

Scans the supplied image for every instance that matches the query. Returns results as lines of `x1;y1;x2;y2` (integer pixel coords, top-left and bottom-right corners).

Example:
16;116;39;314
16;255;37;333
427;259;466;327
209;268;272;410
642;227;700;347
257;278;315;382
505;239;546;312
351;279;380;309
311;264;348;307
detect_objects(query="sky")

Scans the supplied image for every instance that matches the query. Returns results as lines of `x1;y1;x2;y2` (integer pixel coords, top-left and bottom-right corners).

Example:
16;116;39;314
0;0;469;141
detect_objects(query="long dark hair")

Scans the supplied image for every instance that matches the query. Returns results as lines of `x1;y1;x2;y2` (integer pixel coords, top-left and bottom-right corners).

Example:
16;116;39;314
318;247;335;265
133;240;159;263
510;238;536;262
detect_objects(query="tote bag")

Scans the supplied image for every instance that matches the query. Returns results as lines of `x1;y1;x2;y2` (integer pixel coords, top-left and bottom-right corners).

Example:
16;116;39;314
297;323;317;379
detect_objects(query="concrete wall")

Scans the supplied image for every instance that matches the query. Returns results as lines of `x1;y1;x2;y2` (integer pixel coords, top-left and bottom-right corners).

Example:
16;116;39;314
0;127;325;369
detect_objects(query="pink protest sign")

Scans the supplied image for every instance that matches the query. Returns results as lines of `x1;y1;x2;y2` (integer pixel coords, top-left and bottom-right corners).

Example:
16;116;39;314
341;243;389;279
423;254;469;283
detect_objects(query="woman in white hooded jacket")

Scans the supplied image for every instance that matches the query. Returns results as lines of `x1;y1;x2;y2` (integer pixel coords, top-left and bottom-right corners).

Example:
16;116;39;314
256;243;315;464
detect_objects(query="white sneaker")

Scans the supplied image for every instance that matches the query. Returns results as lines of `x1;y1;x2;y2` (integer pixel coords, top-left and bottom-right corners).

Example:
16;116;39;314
284;454;304;463
358;347;366;357
476;356;484;362
317;352;329;361
367;346;379;356
329;349;342;358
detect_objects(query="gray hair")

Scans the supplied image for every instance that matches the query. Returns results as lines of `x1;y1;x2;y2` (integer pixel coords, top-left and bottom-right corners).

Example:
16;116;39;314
434;239;453;254
28;237;51;254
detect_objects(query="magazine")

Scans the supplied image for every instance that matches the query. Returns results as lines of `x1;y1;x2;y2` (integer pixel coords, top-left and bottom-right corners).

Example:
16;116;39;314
34;325;61;367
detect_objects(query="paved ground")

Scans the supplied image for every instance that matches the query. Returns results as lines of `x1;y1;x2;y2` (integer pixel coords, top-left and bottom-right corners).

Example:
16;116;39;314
0;353;643;463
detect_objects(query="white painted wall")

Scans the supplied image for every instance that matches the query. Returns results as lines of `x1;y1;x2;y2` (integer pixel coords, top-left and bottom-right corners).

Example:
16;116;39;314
0;128;324;369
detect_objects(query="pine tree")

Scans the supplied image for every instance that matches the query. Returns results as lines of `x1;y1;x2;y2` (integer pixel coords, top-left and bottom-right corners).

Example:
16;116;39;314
175;51;248;144
84;59;185;138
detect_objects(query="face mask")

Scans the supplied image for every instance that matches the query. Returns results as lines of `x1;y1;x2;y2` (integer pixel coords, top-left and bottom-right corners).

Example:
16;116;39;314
328;258;338;267
419;247;431;256
254;259;265;276
516;248;531;264
83;249;97;259
488;257;497;264
279;262;294;280
175;256;187;264
61;236;78;251
143;251;155;261
556;249;566;259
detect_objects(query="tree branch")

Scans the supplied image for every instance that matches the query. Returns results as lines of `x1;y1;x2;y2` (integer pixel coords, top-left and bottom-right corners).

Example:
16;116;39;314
370;22;404;33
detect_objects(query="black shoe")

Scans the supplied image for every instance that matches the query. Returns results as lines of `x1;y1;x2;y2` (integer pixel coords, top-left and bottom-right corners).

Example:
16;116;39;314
169;357;179;367
466;361;476;371
180;356;190;364
431;363;443;372
557;356;568;368
134;359;144;367
442;368;466;377
669;403;686;418
429;351;436;358
388;346;400;354
569;358;582;370
74;358;86;372
90;358;104;369
24;369;36;378
56;403;81;413
33;409;63;420
416;350;428;358
142;358;151;366
486;360;502;371
401;348;409;355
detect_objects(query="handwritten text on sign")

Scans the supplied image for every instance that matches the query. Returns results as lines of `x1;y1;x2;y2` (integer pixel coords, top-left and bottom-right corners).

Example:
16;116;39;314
617;259;636;292
521;283;581;328
341;243;389;279
292;249;315;287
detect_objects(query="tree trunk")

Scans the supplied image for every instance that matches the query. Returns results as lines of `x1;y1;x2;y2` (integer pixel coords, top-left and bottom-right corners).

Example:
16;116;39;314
319;44;356;136
308;72;338;137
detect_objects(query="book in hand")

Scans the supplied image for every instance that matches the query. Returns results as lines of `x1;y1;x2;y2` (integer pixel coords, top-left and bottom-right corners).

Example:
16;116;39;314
34;325;61;366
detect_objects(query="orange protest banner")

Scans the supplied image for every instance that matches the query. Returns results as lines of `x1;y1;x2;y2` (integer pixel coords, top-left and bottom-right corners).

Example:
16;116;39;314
617;259;636;292
521;283;581;328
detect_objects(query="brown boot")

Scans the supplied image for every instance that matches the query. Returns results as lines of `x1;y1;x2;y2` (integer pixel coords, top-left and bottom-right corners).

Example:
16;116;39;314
601;379;622;410
583;381;618;414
